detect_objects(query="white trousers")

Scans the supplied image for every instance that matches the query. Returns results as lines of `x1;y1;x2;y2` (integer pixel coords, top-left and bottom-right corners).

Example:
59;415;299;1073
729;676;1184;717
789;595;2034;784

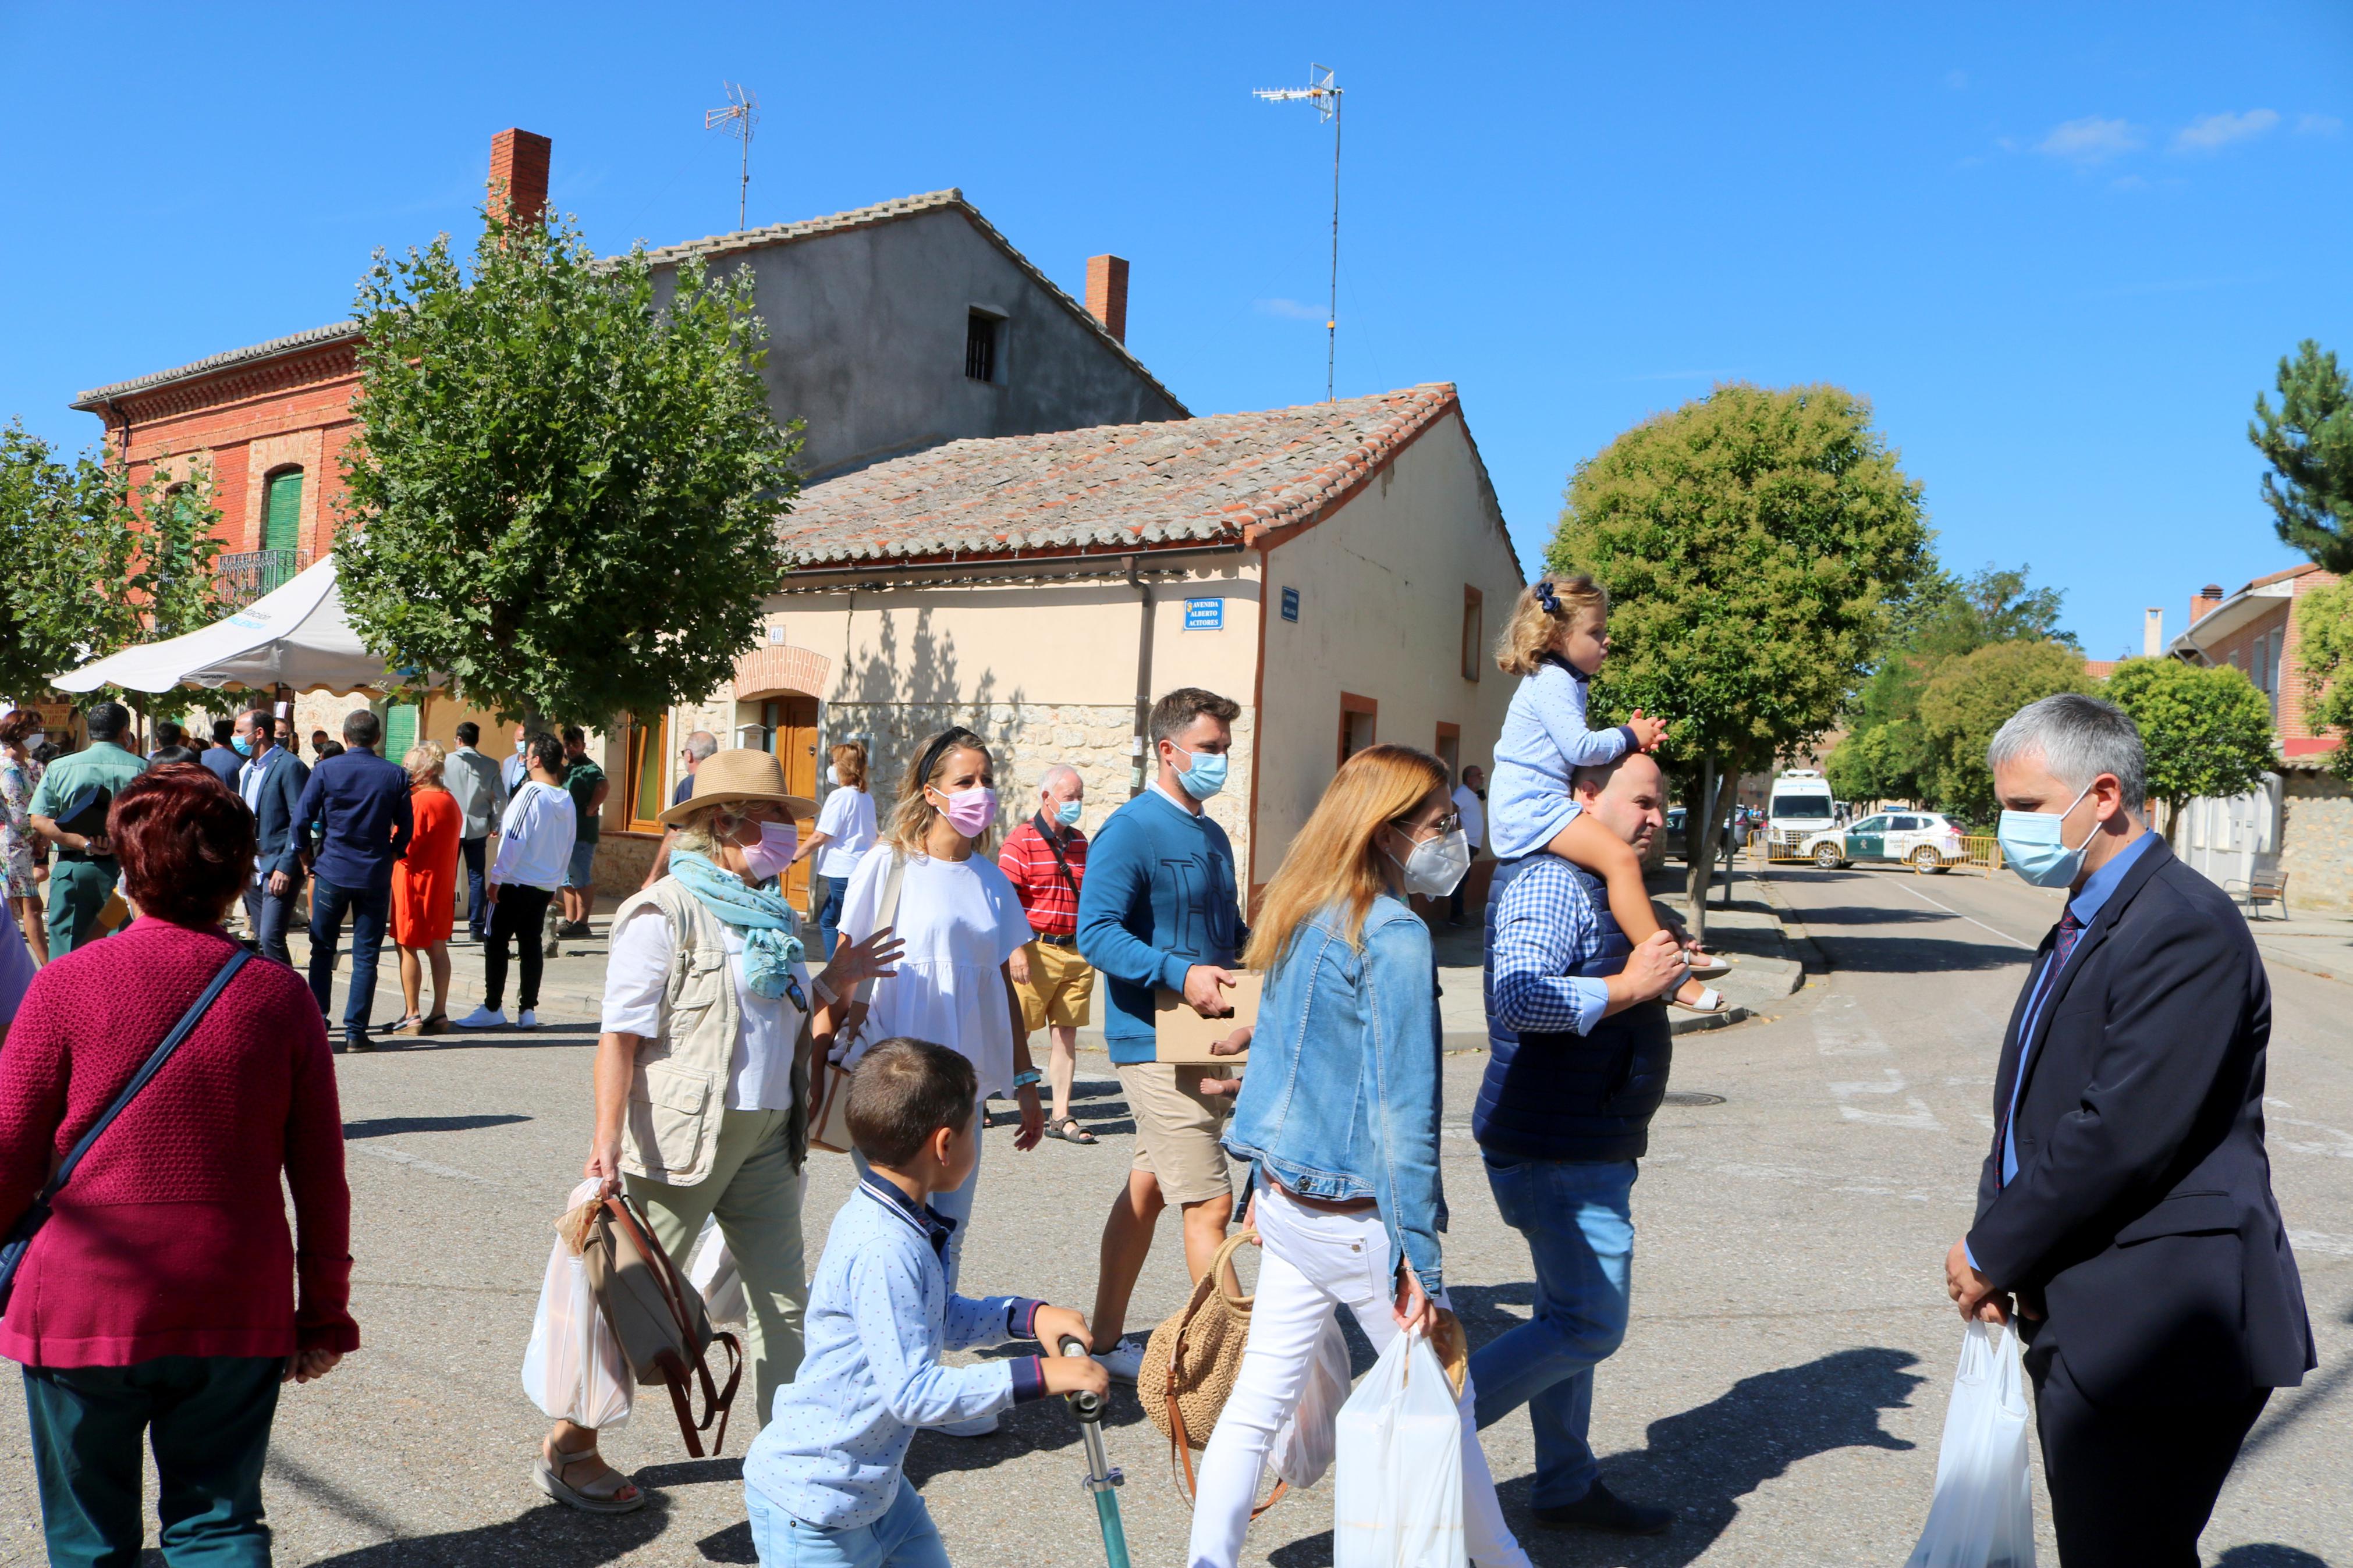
1187;1185;1532;1568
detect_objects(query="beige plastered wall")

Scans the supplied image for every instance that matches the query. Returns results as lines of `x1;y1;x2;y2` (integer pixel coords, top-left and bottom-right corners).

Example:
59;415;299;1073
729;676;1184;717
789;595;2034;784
1251;411;1525;893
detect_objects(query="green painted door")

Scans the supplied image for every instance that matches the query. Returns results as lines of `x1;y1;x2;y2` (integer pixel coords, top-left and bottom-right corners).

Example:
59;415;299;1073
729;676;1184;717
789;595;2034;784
1848;815;1887;862
382;703;418;763
264;471;303;554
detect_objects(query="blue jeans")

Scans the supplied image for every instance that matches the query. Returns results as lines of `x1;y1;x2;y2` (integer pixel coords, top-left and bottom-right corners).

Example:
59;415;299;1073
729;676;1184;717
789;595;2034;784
23;1354;281;1568
308;874;391;1044
815;874;849;958
461;835;489;937
242;873;304;968
1470;1155;1637;1508
746;1476;948;1568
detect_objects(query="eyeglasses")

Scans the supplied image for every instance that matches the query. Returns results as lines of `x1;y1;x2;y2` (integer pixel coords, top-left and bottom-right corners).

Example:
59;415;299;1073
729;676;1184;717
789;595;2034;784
1390;810;1461;838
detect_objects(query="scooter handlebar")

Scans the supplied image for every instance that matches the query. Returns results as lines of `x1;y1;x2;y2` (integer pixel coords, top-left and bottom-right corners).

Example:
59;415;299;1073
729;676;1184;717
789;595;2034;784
1056;1336;1105;1421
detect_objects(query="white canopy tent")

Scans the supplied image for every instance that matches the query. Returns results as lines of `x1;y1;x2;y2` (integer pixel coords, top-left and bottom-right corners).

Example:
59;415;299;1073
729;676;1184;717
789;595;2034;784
51;557;399;696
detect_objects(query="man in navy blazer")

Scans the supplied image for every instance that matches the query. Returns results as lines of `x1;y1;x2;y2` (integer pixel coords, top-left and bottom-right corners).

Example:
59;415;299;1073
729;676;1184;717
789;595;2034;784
231;707;309;966
1947;694;2312;1567
295;708;413;1052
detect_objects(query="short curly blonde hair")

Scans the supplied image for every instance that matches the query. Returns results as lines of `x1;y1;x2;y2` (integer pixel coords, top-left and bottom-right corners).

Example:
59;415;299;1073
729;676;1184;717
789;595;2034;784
1494;573;1608;677
403;741;447;789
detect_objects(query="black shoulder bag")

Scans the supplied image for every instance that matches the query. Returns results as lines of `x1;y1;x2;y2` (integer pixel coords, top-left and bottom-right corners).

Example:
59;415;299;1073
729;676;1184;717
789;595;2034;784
0;948;253;1313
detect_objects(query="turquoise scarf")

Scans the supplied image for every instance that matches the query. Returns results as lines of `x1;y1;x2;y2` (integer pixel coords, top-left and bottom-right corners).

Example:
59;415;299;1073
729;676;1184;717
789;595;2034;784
668;851;806;1001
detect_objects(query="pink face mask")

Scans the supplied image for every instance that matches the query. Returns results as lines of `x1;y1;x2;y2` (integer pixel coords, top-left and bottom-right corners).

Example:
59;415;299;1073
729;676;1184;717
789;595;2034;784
931;784;998;839
740;820;797;882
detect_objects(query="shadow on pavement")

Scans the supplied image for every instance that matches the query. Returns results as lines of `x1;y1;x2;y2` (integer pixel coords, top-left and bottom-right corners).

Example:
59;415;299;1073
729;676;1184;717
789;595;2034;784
299;1502;673;1566
2216;1551;2333;1568
342;1114;530;1139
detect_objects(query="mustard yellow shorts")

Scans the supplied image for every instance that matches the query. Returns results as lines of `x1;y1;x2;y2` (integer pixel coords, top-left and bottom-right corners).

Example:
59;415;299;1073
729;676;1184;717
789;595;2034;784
1014;938;1095;1031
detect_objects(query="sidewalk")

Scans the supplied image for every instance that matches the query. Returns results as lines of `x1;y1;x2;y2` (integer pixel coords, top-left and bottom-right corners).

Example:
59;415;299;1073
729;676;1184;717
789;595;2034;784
2240;907;2353;984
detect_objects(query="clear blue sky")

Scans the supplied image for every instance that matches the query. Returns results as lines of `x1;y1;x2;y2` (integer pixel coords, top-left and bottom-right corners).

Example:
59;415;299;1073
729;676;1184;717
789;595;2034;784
5;3;2348;657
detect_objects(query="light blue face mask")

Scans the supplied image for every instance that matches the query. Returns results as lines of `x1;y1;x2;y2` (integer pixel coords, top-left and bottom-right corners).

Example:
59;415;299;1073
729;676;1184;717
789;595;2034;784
231;735;254;758
1055;798;1084;827
1167;743;1228;802
1997;781;2095;888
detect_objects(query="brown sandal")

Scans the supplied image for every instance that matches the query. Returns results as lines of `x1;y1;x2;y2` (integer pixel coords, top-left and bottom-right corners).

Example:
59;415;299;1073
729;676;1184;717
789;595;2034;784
534;1438;644;1514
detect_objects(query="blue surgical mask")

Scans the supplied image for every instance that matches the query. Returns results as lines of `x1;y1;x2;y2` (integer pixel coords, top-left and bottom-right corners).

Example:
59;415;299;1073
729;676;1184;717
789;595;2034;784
1168;744;1228;802
232;735;254;758
1055;798;1084;827
1997;782;2095;889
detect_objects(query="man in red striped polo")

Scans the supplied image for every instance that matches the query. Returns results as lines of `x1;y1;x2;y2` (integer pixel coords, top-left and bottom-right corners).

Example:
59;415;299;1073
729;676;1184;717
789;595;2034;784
999;765;1096;1144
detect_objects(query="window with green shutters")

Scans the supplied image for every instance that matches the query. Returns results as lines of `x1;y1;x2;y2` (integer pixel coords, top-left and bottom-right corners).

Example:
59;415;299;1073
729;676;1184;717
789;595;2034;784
382;703;418;764
263;470;303;554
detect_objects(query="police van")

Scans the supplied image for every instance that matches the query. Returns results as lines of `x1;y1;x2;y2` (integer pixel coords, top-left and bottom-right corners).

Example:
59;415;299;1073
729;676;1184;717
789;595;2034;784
1765;770;1838;857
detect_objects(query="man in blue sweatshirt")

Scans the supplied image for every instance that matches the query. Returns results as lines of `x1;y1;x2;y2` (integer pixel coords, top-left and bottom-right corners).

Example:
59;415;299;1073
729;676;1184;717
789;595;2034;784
1076;687;1249;1382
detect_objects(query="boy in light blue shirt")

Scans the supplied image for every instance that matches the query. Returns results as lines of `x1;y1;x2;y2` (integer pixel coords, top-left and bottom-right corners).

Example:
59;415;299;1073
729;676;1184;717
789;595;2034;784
743;1037;1106;1566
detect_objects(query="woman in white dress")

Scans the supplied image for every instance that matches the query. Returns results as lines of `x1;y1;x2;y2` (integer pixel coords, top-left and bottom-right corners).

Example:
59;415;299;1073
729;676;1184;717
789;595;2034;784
834;728;1045;1381
791;740;876;958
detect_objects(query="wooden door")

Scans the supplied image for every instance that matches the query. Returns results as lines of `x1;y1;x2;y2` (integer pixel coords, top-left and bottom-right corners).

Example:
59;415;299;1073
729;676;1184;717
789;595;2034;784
762;695;821;904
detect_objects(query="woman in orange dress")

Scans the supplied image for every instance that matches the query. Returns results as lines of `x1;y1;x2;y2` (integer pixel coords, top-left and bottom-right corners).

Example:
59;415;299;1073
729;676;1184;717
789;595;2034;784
392;741;462;1033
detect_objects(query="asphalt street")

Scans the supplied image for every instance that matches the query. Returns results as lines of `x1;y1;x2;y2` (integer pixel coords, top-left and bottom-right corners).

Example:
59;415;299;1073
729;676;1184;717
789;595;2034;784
0;860;2344;1566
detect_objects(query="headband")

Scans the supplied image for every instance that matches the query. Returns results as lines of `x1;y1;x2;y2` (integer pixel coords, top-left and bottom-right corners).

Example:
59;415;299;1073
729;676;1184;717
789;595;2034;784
915;728;982;791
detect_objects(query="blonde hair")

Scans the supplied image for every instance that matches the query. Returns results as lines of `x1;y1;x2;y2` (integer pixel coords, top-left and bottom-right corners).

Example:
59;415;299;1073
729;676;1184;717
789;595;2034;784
670;799;755;858
885;727;995;855
831;740;868;792
403;741;446;790
1495;573;1608;677
1243;745;1449;971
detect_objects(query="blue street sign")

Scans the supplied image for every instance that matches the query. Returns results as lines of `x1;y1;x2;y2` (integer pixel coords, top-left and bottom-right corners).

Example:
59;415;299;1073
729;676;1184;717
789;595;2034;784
1184;598;1224;631
1280;586;1300;622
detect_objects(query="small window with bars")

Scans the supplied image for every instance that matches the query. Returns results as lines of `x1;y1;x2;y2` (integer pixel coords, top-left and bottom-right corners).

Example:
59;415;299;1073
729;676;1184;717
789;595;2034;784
965;312;1001;382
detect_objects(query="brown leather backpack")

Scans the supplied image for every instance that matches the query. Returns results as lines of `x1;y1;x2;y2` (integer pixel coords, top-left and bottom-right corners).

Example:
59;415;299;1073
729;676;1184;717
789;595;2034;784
576;1194;743;1456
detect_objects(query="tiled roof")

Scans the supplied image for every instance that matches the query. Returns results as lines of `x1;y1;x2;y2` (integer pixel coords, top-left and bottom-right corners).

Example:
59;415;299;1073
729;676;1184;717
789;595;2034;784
779;383;1461;567
72;322;358;408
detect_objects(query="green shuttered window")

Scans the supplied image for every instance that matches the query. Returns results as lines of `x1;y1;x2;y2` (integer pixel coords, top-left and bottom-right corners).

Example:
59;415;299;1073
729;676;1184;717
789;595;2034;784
264;470;303;553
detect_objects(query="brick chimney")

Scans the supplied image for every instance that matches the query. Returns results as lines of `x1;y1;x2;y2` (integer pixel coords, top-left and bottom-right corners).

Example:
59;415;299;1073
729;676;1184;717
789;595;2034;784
2143;607;2164;657
488;129;552;229
2191;583;2224;626
1086;255;1130;343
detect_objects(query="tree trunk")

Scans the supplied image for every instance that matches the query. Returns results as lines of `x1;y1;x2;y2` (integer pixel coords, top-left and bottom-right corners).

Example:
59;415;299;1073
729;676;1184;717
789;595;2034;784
1683;755;1723;945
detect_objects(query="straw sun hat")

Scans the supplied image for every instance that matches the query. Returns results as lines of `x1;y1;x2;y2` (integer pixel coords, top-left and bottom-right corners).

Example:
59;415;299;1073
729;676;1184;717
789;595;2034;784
656;747;817;827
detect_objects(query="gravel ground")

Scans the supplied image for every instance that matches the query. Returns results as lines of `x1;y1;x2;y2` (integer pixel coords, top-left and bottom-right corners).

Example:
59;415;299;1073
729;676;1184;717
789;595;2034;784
0;862;2343;1566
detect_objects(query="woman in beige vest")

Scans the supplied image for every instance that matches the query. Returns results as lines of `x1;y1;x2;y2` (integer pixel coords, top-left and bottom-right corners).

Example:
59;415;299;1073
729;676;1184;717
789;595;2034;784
537;749;901;1514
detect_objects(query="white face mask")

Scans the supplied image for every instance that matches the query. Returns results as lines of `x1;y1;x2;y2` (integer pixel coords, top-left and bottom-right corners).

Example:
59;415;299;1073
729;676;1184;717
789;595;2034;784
1390;827;1472;898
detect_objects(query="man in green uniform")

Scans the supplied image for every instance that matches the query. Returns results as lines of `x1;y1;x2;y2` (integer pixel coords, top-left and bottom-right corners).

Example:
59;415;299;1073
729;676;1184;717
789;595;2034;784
28;701;148;955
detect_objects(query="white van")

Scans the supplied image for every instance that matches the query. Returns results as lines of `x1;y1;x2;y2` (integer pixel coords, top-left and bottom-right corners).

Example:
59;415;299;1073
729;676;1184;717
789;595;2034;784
1766;770;1838;853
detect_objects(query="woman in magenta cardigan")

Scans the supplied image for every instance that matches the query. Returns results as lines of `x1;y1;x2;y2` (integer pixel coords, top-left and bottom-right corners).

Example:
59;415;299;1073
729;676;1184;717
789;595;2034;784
0;763;357;1566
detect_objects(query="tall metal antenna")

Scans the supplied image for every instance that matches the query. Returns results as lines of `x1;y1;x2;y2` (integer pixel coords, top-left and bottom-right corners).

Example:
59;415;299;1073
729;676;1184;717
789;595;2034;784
1254;64;1343;401
705;82;759;230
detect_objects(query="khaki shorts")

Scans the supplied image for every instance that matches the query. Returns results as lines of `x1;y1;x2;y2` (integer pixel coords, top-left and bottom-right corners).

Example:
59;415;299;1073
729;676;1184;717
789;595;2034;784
1118;1062;1234;1208
1014;938;1095;1031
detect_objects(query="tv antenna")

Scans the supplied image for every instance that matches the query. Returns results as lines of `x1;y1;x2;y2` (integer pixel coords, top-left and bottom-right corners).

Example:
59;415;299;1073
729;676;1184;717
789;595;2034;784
1253;64;1343;401
705;81;759;230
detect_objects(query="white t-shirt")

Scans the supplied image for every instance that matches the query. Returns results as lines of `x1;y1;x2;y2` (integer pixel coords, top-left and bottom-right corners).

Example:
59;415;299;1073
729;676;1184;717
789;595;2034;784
602;900;808;1112
814;786;877;880
1453;784;1488;853
837;847;1032;1096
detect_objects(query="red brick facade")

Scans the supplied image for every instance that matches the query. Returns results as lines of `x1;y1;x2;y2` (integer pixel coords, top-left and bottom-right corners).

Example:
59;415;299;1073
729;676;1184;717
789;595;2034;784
2179;563;2343;758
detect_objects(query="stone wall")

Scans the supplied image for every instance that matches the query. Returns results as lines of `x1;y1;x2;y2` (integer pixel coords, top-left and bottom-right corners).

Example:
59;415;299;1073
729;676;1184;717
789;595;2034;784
2281;769;2352;912
821;700;1257;868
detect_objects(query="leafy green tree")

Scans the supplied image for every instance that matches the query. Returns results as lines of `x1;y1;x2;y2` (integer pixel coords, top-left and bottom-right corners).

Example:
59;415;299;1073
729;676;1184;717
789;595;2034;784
2103;657;2277;842
335;203;801;726
1552;382;1933;930
1917;639;2096;824
2298;575;2353;780
2250;339;2353;573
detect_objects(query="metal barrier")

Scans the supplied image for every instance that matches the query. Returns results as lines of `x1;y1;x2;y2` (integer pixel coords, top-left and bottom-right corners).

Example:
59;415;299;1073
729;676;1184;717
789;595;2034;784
1752;830;1818;865
1952;835;2002;873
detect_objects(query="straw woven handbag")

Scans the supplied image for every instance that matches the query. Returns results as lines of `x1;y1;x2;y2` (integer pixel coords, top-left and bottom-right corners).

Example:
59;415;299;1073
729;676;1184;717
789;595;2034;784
1138;1229;1286;1514
807;850;906;1154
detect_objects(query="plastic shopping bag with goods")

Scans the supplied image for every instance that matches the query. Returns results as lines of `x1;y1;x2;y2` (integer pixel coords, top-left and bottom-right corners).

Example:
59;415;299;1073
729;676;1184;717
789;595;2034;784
1904;1319;2036;1568
686;1215;748;1331
1270;1313;1352;1491
520;1179;634;1431
1333;1328;1467;1568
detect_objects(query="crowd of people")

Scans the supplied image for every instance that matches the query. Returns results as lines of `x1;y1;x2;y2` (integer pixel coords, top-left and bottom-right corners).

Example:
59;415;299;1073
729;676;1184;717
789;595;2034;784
0;569;2318;1568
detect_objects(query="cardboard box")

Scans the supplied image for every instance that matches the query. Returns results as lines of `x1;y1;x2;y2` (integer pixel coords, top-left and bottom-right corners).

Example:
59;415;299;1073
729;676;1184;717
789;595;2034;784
1153;973;1259;1066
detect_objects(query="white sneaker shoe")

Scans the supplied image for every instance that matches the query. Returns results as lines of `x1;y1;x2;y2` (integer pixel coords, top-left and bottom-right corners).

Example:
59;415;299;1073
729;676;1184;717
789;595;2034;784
455;1005;508;1029
516;1009;540;1029
938;1411;1000;1438
1096;1334;1149;1384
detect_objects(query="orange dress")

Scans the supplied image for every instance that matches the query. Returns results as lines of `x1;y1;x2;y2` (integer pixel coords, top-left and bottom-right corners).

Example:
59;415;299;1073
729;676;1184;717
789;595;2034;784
393;787;462;948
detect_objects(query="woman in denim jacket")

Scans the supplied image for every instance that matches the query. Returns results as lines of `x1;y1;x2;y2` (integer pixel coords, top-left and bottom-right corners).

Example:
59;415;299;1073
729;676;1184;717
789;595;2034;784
1189;745;1531;1568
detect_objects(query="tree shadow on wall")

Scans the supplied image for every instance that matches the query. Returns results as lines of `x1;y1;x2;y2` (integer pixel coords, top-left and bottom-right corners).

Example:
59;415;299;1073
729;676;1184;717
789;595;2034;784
836;605;1030;795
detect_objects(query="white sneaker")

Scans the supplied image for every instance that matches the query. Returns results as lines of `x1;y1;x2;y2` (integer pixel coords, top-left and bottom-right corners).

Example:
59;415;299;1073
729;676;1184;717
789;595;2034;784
455;1005;508;1029
1096;1334;1149;1384
516;1009;540;1029
937;1411;999;1438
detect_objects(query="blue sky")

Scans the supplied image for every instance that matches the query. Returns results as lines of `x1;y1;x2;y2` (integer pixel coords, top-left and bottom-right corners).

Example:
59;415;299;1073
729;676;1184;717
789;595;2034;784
5;2;2348;658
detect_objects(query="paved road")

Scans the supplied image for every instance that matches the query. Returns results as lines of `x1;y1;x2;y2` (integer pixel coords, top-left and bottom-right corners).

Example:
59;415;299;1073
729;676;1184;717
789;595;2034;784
0;862;2343;1566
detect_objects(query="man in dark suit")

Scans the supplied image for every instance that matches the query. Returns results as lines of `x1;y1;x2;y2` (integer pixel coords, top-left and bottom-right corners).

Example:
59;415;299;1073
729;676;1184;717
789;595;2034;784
231;707;308;966
295;708;413;1053
1948;694;2313;1567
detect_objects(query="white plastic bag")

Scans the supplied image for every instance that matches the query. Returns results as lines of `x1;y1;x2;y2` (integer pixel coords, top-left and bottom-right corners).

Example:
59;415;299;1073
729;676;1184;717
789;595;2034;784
686;1215;748;1331
1270;1314;1352;1490
1904;1320;2036;1568
520;1180;633;1431
1333;1328;1467;1568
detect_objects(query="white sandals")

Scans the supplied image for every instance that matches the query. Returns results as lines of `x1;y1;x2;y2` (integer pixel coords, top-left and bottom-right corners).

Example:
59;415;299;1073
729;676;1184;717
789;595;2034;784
1671;986;1727;1014
535;1440;645;1514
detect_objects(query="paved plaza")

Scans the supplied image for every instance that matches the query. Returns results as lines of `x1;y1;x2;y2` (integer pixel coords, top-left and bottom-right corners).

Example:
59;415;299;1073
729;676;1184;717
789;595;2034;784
0;863;2344;1566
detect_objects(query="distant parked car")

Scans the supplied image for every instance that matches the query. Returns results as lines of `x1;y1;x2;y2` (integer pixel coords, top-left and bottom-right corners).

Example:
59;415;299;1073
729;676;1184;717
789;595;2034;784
1804;810;1966;873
